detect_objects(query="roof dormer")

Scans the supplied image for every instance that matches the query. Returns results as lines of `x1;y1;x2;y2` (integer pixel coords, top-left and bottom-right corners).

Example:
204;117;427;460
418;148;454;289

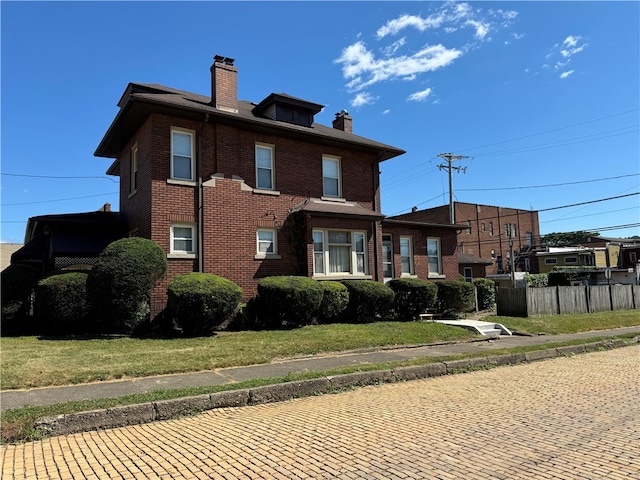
252;93;323;128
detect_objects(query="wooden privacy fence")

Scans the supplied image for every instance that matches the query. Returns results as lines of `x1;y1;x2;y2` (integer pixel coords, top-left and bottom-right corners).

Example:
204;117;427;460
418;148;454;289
496;285;640;317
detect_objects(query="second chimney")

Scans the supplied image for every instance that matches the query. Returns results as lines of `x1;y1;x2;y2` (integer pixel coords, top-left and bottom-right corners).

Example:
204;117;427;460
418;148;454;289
210;55;238;113
332;110;352;133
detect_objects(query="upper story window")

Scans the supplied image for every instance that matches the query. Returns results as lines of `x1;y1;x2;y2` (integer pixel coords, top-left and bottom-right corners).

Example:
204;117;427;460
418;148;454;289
427;237;442;277
489;222;494;236
255;144;275;190
171;128;195;181
322;156;341;198
466;220;472;235
631;252;637;263
511;223;517;238
526;231;533;246
130;144;138;194
400;236;414;275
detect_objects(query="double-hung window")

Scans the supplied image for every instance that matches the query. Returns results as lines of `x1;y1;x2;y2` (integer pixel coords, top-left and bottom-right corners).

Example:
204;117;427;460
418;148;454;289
171;128;195;181
313;229;366;275
130;144;138;194
256;229;277;256
171;224;196;254
400;236;414;275
427;237;442;277
489;222;494;236
256;144;274;190
322;156;341;198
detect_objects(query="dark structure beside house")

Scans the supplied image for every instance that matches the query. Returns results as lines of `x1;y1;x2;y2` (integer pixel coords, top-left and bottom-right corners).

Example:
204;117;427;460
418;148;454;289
11;204;127;273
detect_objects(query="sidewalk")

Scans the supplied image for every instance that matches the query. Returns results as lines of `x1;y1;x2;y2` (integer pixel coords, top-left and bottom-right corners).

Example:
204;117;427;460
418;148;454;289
2;325;639;412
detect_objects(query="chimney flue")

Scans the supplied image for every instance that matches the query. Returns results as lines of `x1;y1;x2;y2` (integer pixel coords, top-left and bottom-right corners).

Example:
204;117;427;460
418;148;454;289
332;109;352;133
210;55;238;113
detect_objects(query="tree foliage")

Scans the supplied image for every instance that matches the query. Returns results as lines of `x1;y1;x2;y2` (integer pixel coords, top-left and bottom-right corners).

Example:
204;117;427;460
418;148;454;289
542;231;599;247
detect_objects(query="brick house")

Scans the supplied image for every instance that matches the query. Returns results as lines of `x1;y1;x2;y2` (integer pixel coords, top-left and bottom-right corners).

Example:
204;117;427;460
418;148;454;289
94;55;463;316
391;202;541;276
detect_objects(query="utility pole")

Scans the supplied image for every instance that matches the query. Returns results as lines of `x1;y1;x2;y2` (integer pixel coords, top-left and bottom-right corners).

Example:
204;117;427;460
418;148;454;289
437;153;468;224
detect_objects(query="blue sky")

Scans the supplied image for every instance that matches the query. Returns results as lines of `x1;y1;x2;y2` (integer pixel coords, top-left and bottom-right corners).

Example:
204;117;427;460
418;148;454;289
2;1;639;244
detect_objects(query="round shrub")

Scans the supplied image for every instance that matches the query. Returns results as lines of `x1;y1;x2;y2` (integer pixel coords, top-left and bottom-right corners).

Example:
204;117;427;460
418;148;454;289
434;280;475;318
341;280;395;323
473;277;495;311
317;281;349;323
1;264;41;335
256;276;324;328
387;278;437;321
168;273;243;336
86;237;167;334
35;272;89;335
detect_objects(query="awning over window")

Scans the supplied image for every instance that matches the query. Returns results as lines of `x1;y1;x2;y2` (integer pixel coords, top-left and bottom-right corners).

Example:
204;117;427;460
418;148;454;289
291;198;384;221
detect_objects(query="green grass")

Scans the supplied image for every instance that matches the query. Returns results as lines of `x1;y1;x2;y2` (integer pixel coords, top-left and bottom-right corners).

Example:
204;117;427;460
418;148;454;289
1;322;477;390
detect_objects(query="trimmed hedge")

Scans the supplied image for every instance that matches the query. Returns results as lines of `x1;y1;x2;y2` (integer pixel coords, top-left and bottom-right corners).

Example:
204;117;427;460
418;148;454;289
342;280;395;323
387;278;437;321
167;273;242;336
257;276;324;328
473;277;495;311
434;280;475;318
524;273;549;288
35;272;89;334
0;264;41;335
86;237;167;334
318;281;349;323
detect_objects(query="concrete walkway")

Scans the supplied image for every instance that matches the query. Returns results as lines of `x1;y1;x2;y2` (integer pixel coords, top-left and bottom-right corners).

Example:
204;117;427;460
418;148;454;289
2;325;639;412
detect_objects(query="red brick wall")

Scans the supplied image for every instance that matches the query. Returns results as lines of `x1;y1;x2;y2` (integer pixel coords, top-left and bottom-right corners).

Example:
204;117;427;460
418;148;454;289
381;225;459;281
394;202;540;275
118;113;383;315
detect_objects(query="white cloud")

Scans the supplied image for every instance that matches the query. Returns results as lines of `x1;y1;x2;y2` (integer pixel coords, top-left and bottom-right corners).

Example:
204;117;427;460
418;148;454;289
336;41;462;92
543;35;587;79
350;92;375;108
382;37;406;56
382;109;391;115
560;70;574;79
408;87;433;102
465;20;490;39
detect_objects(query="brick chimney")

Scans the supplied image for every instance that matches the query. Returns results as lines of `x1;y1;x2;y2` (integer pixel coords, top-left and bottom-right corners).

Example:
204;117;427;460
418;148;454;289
332;109;352;133
210;55;238;113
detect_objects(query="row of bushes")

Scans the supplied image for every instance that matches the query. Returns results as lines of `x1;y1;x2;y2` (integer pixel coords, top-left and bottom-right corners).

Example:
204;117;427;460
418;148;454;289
2;236;495;337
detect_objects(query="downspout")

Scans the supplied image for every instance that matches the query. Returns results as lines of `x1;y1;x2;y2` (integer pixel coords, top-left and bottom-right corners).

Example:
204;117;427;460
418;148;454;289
197;114;208;273
373;160;381;282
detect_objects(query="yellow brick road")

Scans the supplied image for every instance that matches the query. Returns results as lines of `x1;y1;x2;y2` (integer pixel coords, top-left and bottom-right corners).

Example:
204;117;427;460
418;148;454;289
2;346;639;479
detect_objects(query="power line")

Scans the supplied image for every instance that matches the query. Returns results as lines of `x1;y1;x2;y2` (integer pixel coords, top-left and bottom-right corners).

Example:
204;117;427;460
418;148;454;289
1;173;117;182
2;192;118;206
458;173;639;192
537;192;639;212
454;108;640;154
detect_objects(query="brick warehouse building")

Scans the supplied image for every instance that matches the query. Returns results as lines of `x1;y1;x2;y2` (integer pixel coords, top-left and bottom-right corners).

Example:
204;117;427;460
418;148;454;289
94;55;463;316
391;202;541;276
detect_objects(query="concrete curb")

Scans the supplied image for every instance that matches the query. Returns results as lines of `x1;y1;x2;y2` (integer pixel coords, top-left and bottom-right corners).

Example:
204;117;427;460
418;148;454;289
36;338;639;437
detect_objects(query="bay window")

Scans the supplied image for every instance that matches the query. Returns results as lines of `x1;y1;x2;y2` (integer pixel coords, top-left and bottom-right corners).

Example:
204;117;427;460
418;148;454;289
313;229;366;276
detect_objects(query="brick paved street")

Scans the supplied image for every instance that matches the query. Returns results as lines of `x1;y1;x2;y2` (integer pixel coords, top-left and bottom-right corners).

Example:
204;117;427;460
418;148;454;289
2;345;639;480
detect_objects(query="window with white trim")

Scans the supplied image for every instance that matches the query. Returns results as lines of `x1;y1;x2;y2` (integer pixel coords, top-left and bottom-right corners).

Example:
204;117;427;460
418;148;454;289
322;156;341;197
400;236;414;275
130;144;138;194
564;256;578;265
427;237;442;276
313;229;366;275
255;144;274;190
545;258;557;265
256;228;277;256
171;224;196;254
171;128;195;181
466;220;472;235
463;267;473;283
524;257;531;272
382;236;393;279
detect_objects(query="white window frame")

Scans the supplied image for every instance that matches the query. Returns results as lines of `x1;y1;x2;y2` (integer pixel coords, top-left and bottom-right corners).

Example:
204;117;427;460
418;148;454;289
170;223;196;256
382;235;394;280
170;128;195;182
312;229;367;277
564;256;578;265
466;220;472;235
255;143;275;190
256;228;278;258
427;237;443;278
545;258;558;265
322;155;342;198
524;257;531;272
463;266;473;283
130;143;138;195
400;236;414;276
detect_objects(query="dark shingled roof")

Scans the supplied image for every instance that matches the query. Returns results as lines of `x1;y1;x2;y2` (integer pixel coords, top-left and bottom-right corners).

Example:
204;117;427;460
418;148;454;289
291;198;384;221
458;252;493;265
96;83;405;164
